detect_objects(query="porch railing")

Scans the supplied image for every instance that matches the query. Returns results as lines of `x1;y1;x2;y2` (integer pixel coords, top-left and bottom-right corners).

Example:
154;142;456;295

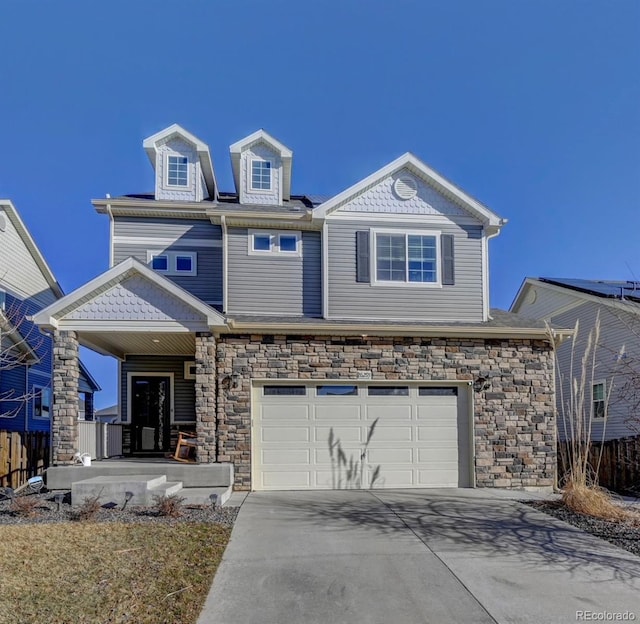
77;421;123;460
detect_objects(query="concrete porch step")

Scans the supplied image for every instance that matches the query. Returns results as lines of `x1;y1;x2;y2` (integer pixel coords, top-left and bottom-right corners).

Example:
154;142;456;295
148;481;183;499
179;486;233;507
71;474;184;507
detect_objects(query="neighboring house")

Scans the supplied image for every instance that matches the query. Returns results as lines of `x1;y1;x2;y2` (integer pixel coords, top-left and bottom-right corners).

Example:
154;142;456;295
33;125;572;492
0;200;99;434
512;277;640;442
95;404;118;424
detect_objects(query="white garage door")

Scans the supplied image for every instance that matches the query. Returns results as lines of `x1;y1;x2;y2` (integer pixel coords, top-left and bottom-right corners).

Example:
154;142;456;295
252;382;471;491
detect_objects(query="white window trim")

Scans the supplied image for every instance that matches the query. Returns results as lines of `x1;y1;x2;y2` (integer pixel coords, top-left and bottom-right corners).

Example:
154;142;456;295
32;385;51;420
184;361;196;380
592;380;607;419
164;154;190;189
370;228;442;288
248;230;302;257
249;158;273;192
147;251;197;276
126;372;179;424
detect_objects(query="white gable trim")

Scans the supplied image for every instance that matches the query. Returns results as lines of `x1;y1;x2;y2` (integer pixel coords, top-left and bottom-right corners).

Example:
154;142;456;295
0;200;64;298
143;124;217;200
230;129;293;201
31;257;227;330
313;153;505;230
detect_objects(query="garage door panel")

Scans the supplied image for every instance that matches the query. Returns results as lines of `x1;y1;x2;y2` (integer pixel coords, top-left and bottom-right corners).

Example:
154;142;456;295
314;446;363;464
262;404;310;420
418;469;459;487
262;471;311;488
315;405;361;420
262;427;310;442
262;449;310;465
417;447;458;462
417;425;457;442
315;426;362;443
366;405;412;420
376;469;415;487
374;426;413;442
368;448;413;463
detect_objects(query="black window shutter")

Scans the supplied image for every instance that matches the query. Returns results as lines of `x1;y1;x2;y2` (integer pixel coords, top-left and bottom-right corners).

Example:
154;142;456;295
355;231;370;283
442;234;455;285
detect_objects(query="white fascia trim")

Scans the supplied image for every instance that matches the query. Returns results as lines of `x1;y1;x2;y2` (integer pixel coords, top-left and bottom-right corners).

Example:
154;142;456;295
114;236;222;248
313;153;504;229
329;212;482;226
126;372;175;424
56;320;209;332
30;257;227;330
142;124;217;200
0;200;64;298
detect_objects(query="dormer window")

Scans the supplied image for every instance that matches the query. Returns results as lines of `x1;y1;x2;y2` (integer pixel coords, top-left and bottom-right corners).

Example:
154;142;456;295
251;160;272;191
167;155;189;186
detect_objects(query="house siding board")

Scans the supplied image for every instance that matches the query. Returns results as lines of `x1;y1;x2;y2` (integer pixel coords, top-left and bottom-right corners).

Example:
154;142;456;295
113;217;222;302
516;286;580;320
327;220;483;320
0;365;27;430
227;228;321;316
121;356;195;424
0;206;58;306
551;301;639;441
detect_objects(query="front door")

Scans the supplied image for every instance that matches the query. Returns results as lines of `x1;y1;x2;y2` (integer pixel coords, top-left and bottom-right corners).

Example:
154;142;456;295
130;376;171;454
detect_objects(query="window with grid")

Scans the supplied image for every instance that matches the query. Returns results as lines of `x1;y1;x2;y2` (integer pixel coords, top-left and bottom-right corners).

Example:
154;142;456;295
375;233;437;283
167;155;188;186
593;382;606;419
251;160;272;190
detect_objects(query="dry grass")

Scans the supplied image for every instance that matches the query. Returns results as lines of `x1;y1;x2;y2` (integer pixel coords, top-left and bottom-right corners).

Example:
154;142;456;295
561;480;640;525
0;522;231;624
72;494;102;522
9;495;41;518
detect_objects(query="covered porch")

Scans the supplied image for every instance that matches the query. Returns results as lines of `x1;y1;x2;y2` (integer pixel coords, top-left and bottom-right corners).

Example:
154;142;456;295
32;258;227;466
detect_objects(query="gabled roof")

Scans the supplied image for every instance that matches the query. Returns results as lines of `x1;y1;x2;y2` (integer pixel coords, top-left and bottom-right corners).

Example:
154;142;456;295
143;124;218;200
78;360;101;392
229;129;293;200
31;257;227;331
0;200;64;298
312;153;505;231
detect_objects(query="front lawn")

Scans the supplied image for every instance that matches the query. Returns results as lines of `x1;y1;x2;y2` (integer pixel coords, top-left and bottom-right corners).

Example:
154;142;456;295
0;521;231;624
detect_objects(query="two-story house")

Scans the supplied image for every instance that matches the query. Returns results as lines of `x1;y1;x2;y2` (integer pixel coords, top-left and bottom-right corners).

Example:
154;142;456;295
0;200;99;436
33;125;570;491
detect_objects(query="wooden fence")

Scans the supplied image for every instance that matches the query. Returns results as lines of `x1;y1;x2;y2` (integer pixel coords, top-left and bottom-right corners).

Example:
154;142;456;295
558;436;640;494
0;431;50;489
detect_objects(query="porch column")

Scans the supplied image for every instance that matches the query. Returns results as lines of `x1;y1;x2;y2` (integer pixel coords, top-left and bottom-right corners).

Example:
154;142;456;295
52;330;79;464
195;332;216;463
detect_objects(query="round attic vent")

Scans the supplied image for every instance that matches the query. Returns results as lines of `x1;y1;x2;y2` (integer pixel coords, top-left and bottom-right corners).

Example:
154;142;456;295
0;214;6;232
393;176;418;200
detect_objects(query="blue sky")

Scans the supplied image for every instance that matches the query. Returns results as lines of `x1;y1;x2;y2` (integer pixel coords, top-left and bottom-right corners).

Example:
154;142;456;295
1;1;638;408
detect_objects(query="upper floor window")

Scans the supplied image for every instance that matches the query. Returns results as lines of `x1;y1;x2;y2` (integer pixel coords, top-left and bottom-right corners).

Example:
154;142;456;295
373;230;440;286
147;251;197;276
33;386;51;419
593;381;606;419
167;155;189;187
249;230;301;257
251;160;272;191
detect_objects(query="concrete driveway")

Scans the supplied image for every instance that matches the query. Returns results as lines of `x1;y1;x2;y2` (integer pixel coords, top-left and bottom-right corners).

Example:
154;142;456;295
198;489;640;624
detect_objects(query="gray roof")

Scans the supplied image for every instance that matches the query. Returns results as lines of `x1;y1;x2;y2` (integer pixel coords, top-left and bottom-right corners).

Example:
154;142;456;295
227;309;553;331
540;278;640;304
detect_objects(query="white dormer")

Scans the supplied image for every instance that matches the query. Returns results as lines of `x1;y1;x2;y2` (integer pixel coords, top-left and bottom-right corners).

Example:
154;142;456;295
229;130;292;205
143;124;217;202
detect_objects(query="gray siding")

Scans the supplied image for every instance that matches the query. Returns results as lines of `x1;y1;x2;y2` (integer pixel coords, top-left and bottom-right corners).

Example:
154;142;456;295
551;301;640;441
227;228;321;316
515;284;580;319
327;220;484;321
113;216;222;303
121;355;195;423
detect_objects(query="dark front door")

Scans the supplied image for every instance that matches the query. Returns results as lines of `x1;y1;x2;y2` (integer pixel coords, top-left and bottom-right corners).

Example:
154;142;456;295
131;376;171;454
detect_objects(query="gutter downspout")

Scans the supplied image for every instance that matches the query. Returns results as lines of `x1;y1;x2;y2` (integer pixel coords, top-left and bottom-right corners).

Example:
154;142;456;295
221;216;228;314
106;198;114;268
483;224;503;321
24;363;29;433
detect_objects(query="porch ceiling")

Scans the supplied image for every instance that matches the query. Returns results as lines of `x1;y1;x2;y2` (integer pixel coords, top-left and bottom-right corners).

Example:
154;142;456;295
79;331;195;359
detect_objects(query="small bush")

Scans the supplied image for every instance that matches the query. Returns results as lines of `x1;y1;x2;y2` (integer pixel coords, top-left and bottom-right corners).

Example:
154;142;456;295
10;495;40;518
153;494;186;518
562;479;640;525
72;495;102;522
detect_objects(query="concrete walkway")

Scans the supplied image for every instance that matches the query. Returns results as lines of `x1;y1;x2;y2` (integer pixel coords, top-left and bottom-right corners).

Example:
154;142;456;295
198;489;640;624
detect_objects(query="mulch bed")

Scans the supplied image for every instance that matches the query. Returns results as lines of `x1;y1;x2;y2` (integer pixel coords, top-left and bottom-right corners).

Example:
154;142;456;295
0;490;239;526
525;500;640;558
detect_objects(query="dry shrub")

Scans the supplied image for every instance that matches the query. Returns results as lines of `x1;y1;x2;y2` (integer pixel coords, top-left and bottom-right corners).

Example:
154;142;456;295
562;479;640;525
72;495;102;522
10;495;40;518
153;494;185;518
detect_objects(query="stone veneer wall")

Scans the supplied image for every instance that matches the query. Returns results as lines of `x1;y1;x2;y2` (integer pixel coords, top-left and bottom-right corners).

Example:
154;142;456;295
52;330;80;464
195;333;217;463
216;335;556;491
